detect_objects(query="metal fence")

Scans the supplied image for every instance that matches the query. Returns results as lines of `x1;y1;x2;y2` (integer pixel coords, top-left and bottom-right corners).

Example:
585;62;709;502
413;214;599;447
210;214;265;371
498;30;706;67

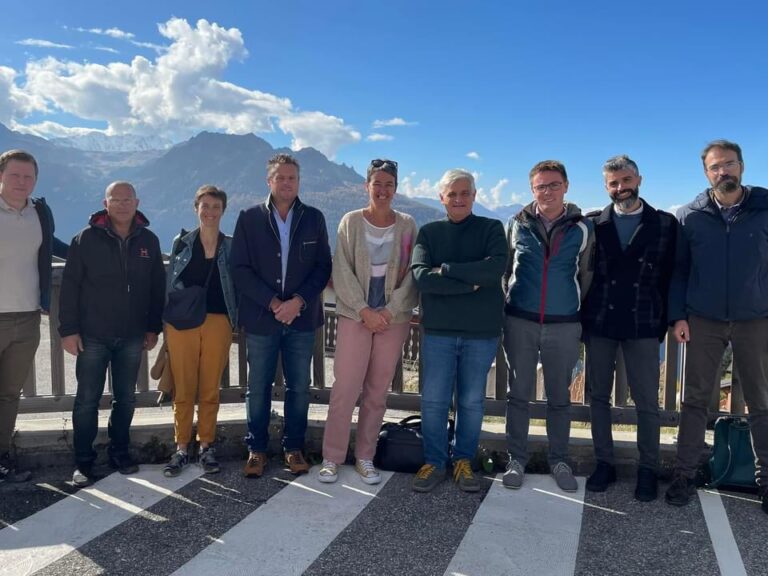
19;265;744;424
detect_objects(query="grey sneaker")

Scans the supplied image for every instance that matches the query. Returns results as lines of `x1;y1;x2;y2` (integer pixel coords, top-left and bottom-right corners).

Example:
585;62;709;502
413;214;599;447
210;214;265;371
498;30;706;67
199;447;220;474
163;450;189;477
72;465;94;488
503;459;525;489
317;460;339;483
551;462;578;492
412;464;445;493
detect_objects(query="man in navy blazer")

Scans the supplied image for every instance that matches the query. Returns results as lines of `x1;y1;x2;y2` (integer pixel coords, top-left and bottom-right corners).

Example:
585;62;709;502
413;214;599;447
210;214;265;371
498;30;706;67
231;153;332;478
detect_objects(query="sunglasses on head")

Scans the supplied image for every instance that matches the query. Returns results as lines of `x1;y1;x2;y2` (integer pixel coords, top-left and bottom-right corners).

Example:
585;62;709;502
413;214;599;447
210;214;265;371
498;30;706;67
370;159;398;171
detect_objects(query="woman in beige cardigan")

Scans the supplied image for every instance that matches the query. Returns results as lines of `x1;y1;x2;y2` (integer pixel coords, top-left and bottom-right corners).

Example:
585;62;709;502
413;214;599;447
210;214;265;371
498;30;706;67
318;159;418;484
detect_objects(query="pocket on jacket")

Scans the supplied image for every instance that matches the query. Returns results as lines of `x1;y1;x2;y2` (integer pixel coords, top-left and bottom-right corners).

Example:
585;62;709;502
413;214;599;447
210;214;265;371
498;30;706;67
300;239;318;262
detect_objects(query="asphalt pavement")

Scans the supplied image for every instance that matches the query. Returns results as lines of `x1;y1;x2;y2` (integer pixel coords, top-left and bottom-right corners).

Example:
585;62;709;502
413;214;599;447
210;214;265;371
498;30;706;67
1;458;765;576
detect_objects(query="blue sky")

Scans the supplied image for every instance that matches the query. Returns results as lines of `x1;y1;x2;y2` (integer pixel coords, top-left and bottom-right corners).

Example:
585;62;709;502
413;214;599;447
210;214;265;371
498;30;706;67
1;0;766;212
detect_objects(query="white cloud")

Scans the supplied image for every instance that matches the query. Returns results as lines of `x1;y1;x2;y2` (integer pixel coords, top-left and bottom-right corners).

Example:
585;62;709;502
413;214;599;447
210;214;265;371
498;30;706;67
15;120;106;139
74;27;136;40
466;151;480;160
667;204;682;215
93;46;120;54
366;133;394;142
5;18;361;158
399;175;439;198
278;111;360;158
372;117;418;129
16;39;73;49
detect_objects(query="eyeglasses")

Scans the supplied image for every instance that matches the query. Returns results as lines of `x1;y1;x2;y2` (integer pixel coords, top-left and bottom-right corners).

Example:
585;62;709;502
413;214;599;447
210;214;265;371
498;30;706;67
532;181;564;194
370;159;398;171
706;160;741;173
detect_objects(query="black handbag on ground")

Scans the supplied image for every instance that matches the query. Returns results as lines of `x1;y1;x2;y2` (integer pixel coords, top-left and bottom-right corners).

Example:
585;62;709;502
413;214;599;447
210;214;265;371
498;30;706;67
163;234;219;331
706;416;757;490
374;415;454;473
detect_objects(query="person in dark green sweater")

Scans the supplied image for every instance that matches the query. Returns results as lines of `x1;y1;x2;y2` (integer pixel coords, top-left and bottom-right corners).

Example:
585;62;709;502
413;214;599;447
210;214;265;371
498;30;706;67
411;169;507;493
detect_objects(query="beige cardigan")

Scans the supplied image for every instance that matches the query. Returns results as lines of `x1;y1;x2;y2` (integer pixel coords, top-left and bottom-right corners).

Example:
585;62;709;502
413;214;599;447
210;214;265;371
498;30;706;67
332;209;418;324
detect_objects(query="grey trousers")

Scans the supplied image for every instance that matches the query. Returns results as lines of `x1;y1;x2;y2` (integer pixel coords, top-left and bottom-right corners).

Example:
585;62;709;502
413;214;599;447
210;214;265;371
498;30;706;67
586;335;661;471
676;315;768;486
504;315;581;466
0;311;41;453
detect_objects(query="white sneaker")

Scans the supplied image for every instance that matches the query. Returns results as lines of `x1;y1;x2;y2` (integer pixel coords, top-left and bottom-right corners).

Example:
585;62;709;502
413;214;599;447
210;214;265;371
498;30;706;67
317;460;338;483
355;459;381;485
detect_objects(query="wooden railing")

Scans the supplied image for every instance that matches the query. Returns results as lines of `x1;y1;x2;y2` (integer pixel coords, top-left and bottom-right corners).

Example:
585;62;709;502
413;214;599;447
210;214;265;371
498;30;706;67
19;264;744;424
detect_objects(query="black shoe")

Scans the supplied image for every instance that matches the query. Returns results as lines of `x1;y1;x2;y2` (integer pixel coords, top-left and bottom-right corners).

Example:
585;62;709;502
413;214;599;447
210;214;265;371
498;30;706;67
109;452;139;475
634;467;658;502
665;472;696;507
759;485;768;516
72;463;95;487
0;452;31;483
199;447;220;474
585;461;617;492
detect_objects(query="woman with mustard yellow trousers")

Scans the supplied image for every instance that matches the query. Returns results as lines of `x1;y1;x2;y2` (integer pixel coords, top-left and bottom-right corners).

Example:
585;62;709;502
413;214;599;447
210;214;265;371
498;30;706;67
163;185;237;477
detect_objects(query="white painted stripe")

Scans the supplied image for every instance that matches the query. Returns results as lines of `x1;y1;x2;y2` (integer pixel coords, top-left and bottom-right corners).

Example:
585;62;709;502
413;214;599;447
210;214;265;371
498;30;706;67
0;465;203;576
699;489;748;576
444;474;584;576
172;465;393;576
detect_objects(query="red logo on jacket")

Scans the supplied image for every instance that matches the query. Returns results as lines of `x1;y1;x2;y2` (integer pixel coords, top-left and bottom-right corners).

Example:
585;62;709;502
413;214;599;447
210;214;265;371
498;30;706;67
139;247;149;258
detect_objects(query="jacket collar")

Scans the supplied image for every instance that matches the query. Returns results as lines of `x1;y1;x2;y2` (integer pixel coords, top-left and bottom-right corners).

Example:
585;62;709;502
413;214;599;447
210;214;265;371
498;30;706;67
88;209;150;236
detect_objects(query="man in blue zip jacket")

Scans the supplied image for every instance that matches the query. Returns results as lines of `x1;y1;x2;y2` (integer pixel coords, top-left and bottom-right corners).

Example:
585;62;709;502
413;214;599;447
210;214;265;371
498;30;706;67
666;140;768;515
59;181;165;487
502;160;594;493
231;153;332;478
0;150;54;483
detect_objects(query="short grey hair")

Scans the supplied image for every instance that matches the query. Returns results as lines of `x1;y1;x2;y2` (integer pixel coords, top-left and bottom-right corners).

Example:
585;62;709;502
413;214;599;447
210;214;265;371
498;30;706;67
602;155;639;176
105;181;136;198
438;169;476;195
267;153;301;180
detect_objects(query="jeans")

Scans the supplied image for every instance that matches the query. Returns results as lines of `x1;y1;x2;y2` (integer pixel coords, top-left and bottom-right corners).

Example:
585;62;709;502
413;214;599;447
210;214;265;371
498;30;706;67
72;336;144;466
245;327;316;453
421;334;498;468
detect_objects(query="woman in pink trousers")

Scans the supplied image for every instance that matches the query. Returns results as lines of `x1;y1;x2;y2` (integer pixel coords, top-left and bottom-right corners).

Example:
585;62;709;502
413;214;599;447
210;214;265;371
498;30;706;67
318;159;418;484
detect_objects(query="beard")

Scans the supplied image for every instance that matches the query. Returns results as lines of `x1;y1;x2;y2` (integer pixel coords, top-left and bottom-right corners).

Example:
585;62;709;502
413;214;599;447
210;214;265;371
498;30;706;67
611;187;640;212
714;175;741;195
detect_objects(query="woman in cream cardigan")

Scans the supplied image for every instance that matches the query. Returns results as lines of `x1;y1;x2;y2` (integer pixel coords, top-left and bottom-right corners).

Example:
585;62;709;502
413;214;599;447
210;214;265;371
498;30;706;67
318;159;418;484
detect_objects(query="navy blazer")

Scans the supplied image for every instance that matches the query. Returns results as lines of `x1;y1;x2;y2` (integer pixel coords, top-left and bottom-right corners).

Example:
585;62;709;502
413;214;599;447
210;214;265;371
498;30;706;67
231;195;332;335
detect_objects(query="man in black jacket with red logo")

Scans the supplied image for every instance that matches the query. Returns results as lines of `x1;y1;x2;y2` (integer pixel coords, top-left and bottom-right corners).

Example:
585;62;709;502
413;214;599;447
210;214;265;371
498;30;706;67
59;181;165;487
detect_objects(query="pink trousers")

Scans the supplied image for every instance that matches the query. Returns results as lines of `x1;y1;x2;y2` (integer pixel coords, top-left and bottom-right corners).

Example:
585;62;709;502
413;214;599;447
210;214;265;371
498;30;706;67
322;317;411;463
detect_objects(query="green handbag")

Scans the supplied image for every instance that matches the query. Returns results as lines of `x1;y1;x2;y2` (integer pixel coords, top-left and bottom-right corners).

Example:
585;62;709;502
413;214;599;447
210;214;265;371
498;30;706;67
707;416;757;490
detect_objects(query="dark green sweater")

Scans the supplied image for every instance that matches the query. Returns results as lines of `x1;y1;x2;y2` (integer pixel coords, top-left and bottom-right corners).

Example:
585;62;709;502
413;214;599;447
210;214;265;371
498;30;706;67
411;214;508;337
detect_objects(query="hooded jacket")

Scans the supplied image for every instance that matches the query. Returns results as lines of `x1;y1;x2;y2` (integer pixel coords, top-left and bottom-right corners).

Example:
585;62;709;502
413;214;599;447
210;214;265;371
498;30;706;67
58;209;165;339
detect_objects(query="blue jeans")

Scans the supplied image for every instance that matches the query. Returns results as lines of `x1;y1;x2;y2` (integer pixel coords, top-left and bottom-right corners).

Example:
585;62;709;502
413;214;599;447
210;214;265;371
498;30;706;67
421;334;499;468
72;336;144;466
245;328;316;452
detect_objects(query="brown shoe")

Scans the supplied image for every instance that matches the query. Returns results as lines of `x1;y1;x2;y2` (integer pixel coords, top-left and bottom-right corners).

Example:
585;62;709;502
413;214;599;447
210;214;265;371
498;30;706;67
285;450;309;475
244;452;267;478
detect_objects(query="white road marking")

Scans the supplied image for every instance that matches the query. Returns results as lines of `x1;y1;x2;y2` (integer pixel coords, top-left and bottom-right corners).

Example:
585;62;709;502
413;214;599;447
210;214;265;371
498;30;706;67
445;473;585;576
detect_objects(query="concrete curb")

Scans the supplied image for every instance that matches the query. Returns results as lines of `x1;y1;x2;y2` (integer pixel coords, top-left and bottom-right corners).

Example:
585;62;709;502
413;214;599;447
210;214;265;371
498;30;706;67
12;408;680;478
